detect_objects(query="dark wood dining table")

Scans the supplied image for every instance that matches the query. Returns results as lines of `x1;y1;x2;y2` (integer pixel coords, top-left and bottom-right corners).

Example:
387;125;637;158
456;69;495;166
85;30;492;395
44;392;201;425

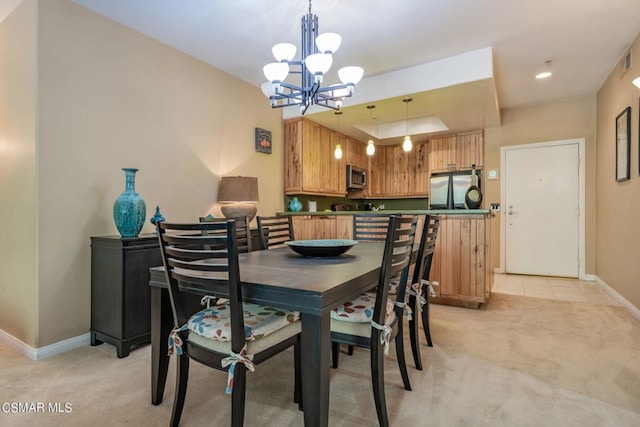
148;242;385;427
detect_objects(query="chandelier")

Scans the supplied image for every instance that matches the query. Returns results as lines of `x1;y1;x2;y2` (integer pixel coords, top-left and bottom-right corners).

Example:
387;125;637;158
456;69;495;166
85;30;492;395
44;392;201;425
261;0;364;114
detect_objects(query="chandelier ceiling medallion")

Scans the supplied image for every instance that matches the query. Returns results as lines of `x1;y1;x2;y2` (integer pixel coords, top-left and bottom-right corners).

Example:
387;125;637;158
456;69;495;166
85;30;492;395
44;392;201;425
261;0;364;114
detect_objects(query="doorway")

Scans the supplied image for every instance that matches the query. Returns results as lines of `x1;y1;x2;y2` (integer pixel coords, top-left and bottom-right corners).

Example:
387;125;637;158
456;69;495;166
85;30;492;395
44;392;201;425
500;139;585;278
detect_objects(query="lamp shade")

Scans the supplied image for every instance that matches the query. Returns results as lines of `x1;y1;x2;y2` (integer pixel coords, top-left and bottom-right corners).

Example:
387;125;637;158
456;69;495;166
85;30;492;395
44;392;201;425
366;140;375;156
218;176;259;222
402;135;413;152
315;32;341;54
217;176;259;203
272;43;297;62
263;62;289;82
338;66;364;85
633;76;640;89
305;53;333;75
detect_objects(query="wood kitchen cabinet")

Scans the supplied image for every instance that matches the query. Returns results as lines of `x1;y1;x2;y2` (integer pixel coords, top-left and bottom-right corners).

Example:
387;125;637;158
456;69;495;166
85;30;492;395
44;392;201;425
284;118;346;197
456;131;484;170
367;142;429;197
428;134;457;173
292;215;337;240
292;214;353;240
346;137;367;170
335;215;353;240
428;213;493;308
428;130;483;174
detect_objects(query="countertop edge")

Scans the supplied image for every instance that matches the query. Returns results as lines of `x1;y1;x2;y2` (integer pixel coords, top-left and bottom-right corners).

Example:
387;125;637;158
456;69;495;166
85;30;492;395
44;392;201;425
277;209;491;216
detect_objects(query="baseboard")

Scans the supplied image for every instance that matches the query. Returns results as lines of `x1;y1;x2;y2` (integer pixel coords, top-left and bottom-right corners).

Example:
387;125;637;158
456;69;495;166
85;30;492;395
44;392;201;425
0;330;90;360
581;273;596;281
595;276;640;322
494;267;504;274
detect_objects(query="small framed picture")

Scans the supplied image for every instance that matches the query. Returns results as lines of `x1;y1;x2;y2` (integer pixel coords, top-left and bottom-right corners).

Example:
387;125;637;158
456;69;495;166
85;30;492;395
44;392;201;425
615;106;630;182
255;127;272;154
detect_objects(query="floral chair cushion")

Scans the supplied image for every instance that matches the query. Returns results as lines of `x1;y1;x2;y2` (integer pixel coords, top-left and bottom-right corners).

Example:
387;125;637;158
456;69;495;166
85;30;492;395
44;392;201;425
330;291;394;323
187;302;299;342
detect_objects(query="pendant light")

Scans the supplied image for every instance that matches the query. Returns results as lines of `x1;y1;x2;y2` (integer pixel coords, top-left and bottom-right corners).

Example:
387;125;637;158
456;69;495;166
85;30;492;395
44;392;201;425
334;111;343;159
402;98;413;152
366;105;376;156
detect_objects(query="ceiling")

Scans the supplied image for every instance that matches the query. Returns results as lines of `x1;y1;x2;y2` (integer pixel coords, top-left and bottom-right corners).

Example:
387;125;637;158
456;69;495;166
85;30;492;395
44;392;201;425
3;0;640;143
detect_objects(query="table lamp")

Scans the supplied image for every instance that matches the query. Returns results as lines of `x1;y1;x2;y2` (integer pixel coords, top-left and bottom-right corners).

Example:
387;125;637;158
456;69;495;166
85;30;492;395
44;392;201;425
217;176;260;221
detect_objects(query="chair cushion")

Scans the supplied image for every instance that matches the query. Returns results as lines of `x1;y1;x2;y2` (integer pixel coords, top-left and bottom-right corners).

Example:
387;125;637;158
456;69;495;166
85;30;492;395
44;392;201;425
187;302;299;342
330;291;394;323
331;312;397;339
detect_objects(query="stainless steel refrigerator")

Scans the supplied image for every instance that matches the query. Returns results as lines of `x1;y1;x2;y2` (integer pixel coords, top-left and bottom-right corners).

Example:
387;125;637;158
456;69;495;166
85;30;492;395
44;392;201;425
429;171;480;209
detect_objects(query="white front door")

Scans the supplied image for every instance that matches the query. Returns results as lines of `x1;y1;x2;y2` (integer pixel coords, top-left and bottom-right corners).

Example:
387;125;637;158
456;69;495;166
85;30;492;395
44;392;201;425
503;140;581;277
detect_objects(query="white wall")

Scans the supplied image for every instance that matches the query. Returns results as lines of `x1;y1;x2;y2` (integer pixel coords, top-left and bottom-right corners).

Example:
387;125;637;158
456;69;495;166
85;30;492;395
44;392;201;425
0;0;38;347
2;0;285;347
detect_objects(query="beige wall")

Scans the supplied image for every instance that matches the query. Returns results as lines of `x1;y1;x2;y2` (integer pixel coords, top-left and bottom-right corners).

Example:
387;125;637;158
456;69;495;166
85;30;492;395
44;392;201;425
0;0;38;347
2;0;284;347
596;34;640;309
484;95;598;274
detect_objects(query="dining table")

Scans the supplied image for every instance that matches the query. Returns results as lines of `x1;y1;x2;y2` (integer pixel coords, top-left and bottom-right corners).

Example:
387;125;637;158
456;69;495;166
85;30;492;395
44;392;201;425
148;242;386;427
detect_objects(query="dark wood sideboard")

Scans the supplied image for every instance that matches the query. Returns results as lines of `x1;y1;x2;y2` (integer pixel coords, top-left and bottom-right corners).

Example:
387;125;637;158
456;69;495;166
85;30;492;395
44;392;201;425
90;234;162;357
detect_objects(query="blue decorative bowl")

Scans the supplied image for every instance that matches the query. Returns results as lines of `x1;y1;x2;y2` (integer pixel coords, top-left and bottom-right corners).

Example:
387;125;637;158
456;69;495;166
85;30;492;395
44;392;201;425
285;239;357;257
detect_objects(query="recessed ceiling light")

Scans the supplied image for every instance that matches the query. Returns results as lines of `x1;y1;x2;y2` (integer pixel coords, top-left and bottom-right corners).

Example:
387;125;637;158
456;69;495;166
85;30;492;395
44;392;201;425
535;60;553;79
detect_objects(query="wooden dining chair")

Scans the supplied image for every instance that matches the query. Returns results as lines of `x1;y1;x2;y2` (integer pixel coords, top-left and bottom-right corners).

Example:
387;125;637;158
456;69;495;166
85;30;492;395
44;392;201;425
330;215;418;427
256;215;294;250
156;220;302;427
200;215;253;253
406;215;441;370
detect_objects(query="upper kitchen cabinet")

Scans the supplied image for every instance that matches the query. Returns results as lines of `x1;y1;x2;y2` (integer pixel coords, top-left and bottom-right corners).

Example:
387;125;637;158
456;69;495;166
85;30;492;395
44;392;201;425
284;118;346;197
456;131;484;171
345;137;367;171
367;142;429;198
428;130;484;174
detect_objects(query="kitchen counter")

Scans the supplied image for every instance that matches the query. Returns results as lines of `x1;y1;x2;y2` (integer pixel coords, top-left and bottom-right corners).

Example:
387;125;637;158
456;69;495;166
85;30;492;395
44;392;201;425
280;209;493;309
277;209;491;216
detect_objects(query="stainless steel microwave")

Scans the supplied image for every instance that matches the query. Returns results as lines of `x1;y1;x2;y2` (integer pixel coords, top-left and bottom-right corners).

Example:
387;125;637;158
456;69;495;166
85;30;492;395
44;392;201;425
346;164;367;189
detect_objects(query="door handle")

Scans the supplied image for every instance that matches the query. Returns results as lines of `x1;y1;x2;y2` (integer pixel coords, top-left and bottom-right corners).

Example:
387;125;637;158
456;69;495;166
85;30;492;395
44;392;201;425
508;210;518;215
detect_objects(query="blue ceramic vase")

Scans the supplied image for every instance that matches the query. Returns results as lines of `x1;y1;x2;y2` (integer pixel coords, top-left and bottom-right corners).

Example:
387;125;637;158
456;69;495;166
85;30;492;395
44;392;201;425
113;168;146;238
289;197;302;212
150;206;165;233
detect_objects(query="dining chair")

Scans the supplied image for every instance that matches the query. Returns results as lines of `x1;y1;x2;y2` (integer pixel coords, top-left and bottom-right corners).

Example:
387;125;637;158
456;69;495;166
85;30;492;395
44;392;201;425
352;214;392;242
406;215;441;370
256;215;294;250
333;214;393;358
330;215;418;427
156;220;302;427
200;215;253;253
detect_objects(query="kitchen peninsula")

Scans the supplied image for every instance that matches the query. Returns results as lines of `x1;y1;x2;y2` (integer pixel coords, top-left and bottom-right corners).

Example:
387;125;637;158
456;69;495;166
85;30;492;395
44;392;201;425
278;210;493;308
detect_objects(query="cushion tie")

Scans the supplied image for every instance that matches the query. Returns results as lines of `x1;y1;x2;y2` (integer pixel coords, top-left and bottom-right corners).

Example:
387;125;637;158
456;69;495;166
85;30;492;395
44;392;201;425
371;321;392;355
423;279;440;297
408;282;426;313
221;344;256;394
394;300;413;320
168;324;189;356
200;295;216;308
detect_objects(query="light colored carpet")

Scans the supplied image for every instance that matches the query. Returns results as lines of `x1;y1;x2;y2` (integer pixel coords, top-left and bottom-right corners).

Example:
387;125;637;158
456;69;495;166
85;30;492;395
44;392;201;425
1;293;640;426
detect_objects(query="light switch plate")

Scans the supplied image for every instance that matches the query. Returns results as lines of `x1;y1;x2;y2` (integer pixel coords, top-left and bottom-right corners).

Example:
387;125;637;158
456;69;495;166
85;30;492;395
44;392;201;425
487;169;499;180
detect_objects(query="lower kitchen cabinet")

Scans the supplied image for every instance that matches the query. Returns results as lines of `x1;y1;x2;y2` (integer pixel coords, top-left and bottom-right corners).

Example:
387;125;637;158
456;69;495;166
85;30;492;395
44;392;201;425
292;215;337;240
428;214;493;308
90;234;163;357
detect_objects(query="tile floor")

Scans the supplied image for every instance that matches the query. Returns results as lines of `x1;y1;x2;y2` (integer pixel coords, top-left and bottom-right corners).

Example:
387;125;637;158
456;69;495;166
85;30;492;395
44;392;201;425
492;273;620;306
